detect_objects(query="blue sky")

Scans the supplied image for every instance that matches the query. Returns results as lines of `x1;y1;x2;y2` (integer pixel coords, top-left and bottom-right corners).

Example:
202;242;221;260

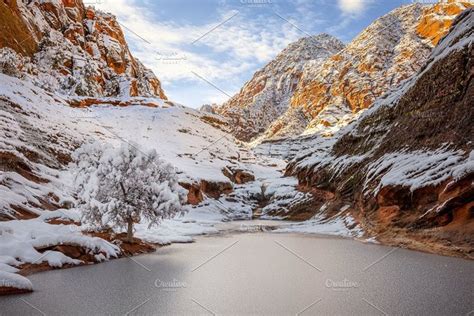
94;0;414;108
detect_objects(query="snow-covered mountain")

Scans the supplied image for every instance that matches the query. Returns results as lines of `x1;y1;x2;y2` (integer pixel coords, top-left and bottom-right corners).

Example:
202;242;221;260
222;1;471;143
216;34;344;141
0;0;166;98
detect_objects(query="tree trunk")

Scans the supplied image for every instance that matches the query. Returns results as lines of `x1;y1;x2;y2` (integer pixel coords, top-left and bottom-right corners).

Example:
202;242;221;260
120;182;134;243
127;217;134;243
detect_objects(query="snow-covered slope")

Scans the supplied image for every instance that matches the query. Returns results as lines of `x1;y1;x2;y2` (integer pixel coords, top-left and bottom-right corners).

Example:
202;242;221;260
0;73;284;218
0;72;296;291
0;0;166;98
217;34;344;141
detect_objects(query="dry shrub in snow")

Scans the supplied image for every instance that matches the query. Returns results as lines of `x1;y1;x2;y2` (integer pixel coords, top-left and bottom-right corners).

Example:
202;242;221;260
72;141;186;242
0;48;24;78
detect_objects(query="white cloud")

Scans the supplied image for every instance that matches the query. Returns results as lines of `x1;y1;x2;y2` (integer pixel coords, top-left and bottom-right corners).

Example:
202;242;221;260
94;0;302;82
337;0;371;15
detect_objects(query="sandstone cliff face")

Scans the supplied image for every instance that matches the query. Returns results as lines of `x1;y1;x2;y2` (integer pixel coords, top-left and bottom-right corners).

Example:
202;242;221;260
0;0;38;56
217;34;344;142
286;8;474;256
0;0;166;99
284;1;471;139
416;0;472;45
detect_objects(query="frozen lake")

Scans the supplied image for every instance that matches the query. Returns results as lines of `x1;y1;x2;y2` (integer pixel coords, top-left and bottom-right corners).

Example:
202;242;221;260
1;230;473;315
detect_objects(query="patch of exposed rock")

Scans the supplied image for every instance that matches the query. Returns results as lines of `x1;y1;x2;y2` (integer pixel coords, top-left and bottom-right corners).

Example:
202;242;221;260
222;166;255;184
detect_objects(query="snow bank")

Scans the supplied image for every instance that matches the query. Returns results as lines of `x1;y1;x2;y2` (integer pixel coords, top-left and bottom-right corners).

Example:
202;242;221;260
135;219;218;244
0;217;120;291
0;271;32;291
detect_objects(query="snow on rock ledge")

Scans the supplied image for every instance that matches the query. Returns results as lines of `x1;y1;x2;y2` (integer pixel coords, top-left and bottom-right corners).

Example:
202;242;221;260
0;271;33;294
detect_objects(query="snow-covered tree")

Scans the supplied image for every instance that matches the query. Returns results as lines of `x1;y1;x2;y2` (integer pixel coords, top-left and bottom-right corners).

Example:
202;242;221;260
72;141;186;242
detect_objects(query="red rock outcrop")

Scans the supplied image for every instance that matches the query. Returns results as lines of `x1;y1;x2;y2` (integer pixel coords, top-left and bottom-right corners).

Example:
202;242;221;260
66;97;169;108
222;166;255;184
0;0;167;99
179;182;204;205
217;34;344;141
416;0;473;45
0;0;39;56
180;180;234;205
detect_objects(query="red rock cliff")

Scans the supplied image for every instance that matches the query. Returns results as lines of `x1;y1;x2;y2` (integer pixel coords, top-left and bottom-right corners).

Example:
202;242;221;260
0;0;167;99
